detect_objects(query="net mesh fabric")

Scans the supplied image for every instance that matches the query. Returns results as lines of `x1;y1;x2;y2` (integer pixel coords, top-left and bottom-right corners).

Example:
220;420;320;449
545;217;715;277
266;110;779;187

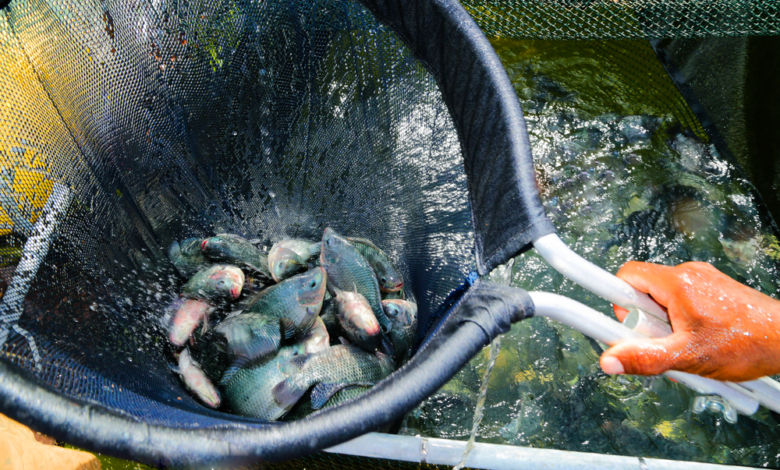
461;0;780;40
0;0;473;429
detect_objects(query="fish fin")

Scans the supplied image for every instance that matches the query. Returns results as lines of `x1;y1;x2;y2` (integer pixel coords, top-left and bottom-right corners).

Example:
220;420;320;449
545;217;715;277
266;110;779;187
280;318;296;339
338;336;351;346
219;357;250;385
346;237;380;252
272;378;308;411
378;334;396;358
217;315;281;361
199;316;210;336
310;382;373;410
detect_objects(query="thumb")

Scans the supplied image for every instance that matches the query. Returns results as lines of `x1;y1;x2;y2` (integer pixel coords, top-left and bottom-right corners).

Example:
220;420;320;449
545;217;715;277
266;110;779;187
600;334;690;376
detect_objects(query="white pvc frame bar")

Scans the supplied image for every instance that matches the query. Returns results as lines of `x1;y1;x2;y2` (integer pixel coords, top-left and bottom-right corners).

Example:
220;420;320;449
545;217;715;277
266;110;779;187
532;233;780;415
326;432;737;470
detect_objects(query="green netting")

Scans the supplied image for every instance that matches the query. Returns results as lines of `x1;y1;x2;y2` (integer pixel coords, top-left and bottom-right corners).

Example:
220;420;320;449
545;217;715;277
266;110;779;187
461;0;780;40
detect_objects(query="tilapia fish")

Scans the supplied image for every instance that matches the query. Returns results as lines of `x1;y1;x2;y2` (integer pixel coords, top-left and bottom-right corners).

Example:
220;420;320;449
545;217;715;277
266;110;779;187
320;228;389;333
268;239;321;282
182;264;244;303
168;297;216;347
347;237;404;293
332;287;381;352
221;346;297;420
215;267;327;372
176;347;221;408
382;299;417;364
272;344;395;411
168;238;208;277
201;233;272;280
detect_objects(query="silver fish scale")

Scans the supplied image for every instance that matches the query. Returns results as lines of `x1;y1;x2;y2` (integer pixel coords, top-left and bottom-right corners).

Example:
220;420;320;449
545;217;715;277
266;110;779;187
222;347;296;420
288;345;394;392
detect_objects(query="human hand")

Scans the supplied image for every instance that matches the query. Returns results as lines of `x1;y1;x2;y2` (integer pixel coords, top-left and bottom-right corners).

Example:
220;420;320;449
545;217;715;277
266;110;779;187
600;261;780;382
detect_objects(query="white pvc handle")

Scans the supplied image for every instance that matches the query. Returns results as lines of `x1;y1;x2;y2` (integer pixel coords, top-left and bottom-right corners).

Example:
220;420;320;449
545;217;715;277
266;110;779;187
534;234;670;322
528;292;760;416
624;309;780;414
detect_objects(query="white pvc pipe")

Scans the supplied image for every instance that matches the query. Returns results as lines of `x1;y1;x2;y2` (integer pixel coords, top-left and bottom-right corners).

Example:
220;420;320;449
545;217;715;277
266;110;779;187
532;234;780;413
326;432;738;469
621;309;780;414
528;291;760;416
740;378;780;414
534;233;670;322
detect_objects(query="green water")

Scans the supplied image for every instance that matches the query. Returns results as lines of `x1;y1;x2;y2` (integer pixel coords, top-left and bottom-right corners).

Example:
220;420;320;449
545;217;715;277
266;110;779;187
400;39;780;467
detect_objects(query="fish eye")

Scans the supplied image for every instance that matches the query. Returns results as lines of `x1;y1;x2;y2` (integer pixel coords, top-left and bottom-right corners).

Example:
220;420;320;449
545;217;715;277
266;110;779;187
309;280;316;288
380;277;387;283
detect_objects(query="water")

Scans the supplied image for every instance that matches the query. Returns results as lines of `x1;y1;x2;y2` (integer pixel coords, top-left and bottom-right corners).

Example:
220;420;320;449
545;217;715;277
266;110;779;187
401;39;780;467
453;259;514;470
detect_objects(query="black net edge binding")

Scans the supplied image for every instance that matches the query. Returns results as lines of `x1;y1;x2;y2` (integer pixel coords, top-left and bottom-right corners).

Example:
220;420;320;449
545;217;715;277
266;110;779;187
0;280;533;467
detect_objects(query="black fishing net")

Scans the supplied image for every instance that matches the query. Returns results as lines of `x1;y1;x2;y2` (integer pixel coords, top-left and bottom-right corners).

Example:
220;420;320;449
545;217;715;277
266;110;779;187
0;0;549;464
0;0;477;423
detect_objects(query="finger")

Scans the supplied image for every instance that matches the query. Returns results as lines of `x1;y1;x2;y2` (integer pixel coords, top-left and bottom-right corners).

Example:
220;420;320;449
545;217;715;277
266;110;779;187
616;261;679;309
613;304;629;322
600;333;690;376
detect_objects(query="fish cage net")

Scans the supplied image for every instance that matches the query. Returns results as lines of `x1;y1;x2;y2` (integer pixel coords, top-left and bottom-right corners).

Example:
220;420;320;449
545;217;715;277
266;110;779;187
461;0;780;39
0;0;778;466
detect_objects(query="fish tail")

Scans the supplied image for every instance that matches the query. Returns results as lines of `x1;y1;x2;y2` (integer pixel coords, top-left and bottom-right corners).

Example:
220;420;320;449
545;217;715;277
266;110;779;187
272;378;307;411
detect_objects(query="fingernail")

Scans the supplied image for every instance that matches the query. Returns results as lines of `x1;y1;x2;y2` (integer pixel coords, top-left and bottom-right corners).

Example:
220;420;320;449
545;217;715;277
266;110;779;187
602;356;625;375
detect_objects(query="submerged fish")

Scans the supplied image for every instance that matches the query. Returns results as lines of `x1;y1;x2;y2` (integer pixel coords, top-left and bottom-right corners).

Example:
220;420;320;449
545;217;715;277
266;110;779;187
272;344;395;411
320;228;389;333
168;298;216;347
347;237;404;293
182;264;244;303
332;287;381;352
168;238;208;277
382;299;417;364
215;267;327;371
176;347;221;408
268;239;321;282
201;233;272;280
221;346;297;420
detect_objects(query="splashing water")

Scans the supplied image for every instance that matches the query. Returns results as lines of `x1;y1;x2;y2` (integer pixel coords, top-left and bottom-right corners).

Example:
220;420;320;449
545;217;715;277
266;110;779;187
453;259;515;470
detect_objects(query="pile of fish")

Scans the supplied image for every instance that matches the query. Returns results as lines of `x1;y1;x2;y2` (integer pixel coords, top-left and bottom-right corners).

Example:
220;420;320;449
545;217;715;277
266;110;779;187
163;228;416;421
